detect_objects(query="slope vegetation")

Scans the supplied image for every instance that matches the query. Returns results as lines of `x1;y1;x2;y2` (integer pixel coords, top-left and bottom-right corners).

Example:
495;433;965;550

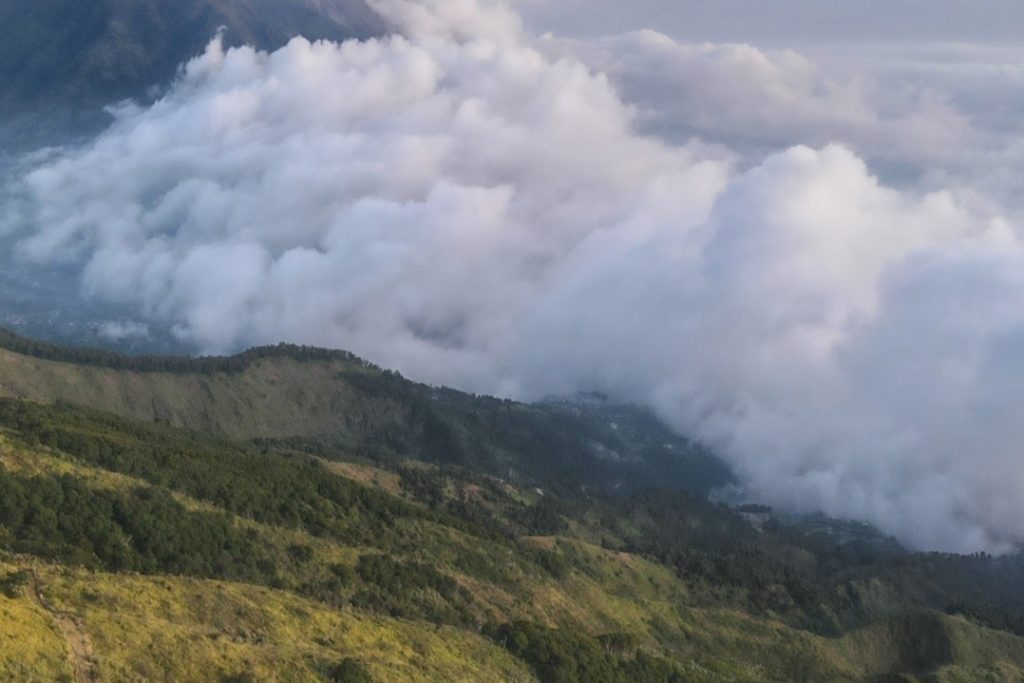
0;330;732;497
0;395;1023;681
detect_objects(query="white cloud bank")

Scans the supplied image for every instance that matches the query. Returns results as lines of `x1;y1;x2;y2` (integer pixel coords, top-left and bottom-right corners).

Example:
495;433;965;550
544;31;973;171
7;0;1024;553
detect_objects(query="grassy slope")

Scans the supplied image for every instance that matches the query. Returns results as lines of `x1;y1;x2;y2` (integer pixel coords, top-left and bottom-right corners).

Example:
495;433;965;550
0;348;390;440
1;560;534;683
0;344;732;497
1;427;1022;682
0;565;71;682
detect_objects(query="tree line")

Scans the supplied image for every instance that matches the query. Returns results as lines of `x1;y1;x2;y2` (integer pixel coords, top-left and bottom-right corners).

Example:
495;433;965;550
0;326;375;374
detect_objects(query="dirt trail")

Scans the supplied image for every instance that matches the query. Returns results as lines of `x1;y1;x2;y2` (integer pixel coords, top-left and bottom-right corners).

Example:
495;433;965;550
26;570;100;683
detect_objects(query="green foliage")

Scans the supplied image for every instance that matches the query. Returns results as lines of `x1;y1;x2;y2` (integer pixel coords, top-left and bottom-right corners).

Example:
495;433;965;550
0;398;584;626
351;554;472;623
5;394;1024;643
220;673;259;683
485;621;686;683
597;633;640;658
356;554;459;600
1;365;1024;681
0;569;31;598
0;469;278;582
0;327;374;375
327;658;374;683
523;546;571;580
0;398;439;547
0;325;733;501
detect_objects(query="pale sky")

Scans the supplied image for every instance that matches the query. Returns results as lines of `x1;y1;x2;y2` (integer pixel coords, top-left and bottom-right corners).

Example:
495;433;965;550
517;0;1024;45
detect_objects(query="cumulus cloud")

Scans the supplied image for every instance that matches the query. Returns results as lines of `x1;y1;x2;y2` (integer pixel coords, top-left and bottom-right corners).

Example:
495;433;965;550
532;19;1024;204
542;31;972;170
8;0;1024;553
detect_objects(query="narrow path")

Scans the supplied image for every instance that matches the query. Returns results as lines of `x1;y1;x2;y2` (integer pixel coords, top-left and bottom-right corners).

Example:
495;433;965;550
26;570;100;683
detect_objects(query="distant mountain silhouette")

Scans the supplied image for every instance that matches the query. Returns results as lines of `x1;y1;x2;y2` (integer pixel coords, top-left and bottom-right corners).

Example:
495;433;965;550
0;0;387;111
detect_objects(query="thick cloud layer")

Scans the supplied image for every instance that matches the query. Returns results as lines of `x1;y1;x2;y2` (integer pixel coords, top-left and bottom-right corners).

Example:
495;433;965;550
545;32;971;169
7;0;1024;553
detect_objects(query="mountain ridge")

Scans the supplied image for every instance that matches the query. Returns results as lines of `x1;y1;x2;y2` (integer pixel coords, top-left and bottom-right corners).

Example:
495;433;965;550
0;0;391;153
0;327;734;498
0;0;388;110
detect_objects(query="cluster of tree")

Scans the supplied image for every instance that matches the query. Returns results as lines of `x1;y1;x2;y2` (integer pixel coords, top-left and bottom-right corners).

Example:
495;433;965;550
395;462;570;540
0;398;562;621
0;569;30;598
484;622;687;683
349;553;475;623
0;470;278;582
327;658;374;683
580;489;1024;637
396;464;452;507
0;398;435;546
945;602;1024;638
0;399;545;554
221;658;375;683
0;326;374;375
271;373;731;502
356;554;460;600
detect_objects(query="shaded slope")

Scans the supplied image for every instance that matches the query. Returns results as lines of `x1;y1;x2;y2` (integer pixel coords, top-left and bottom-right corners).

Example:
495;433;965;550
0;330;732;496
0;0;387;110
0;0;389;153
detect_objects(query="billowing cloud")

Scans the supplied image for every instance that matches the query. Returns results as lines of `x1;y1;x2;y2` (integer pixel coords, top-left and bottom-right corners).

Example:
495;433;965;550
9;1;729;369
7;0;1024;553
543;31;972;170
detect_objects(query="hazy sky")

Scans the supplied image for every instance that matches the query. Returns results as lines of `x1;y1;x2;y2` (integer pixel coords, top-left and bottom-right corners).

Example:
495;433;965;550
7;0;1024;554
518;0;1024;45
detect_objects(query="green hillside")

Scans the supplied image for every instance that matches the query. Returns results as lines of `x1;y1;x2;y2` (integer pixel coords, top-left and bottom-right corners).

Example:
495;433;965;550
0;329;732;497
1;334;1024;680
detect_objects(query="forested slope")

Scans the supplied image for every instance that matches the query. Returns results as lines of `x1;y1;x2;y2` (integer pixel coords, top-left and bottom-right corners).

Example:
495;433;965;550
1;398;1024;681
0;329;731;497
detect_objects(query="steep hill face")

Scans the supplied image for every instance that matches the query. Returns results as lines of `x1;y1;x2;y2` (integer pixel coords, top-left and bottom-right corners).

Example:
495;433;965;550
0;0;387;110
0;331;733;496
0;346;400;440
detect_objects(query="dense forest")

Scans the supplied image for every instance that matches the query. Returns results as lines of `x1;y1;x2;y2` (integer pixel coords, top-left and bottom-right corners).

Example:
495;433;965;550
0;326;375;374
